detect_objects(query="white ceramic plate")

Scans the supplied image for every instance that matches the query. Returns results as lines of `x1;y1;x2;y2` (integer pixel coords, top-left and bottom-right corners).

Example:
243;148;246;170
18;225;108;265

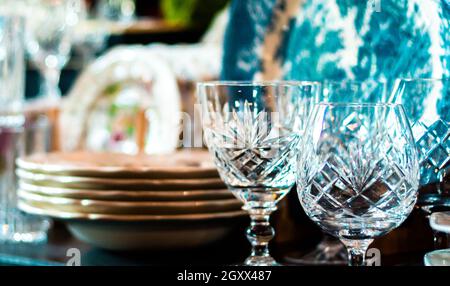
19;181;233;201
16;150;218;179
18;201;246;221
66;217;245;251
60;46;181;154
18;190;242;215
16;169;225;190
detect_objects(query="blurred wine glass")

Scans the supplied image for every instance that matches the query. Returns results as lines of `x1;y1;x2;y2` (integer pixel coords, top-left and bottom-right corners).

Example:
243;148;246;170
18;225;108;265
72;1;110;65
424;211;450;266
0;14;25;127
24;0;82;103
97;0;136;23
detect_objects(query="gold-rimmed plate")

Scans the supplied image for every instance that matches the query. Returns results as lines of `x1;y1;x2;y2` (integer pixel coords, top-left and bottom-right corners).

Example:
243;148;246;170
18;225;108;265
17;169;225;190
18;190;242;215
19;181;233;201
16;150;219;179
66;221;240;251
18;200;246;222
19;196;247;251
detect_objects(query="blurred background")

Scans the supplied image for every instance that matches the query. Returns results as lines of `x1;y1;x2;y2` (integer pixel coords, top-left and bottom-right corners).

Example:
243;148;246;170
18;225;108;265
24;0;229;99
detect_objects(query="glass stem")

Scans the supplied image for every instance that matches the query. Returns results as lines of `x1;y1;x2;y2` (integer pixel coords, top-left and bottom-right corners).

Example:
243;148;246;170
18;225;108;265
246;208;275;259
340;238;373;266
40;67;61;101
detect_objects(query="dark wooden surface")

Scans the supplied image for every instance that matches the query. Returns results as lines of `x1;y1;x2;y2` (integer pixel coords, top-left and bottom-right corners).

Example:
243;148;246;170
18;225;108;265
0;221;250;266
0;193;433;266
0;222;427;266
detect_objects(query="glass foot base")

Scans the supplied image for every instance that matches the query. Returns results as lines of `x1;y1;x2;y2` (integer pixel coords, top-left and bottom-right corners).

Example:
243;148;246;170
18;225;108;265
0;211;51;244
424;249;450;266
244;255;280;266
284;239;348;265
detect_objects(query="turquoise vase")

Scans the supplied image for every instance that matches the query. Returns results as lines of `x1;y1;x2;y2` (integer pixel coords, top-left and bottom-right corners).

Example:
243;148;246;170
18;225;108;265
222;0;449;81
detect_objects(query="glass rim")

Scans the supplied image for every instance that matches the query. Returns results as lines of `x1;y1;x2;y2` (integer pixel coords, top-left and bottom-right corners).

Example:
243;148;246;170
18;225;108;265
197;80;322;88
314;102;403;108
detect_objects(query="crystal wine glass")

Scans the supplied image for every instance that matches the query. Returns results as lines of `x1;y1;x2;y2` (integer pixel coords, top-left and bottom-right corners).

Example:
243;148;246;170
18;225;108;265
297;102;419;266
97;0;136;23
322;79;387;103
287;79;387;265
424;211;450;266
389;78;450;250
291;79;388;265
198;81;321;266
389;78;450;211
25;0;81;103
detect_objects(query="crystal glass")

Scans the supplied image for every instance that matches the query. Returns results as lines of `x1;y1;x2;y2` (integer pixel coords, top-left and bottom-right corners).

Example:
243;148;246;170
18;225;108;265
429;211;450;249
424;212;450;266
322;79;387;103
0;116;52;243
389;78;450;251
198;81;321;266
0;14;25;127
25;0;81;102
389;78;450;211
297;102;419;266
0;10;50;244
97;0;136;23
72;2;109;65
290;79;388;265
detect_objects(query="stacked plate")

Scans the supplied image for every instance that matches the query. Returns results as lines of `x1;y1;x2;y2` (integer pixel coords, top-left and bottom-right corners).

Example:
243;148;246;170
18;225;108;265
16;150;245;250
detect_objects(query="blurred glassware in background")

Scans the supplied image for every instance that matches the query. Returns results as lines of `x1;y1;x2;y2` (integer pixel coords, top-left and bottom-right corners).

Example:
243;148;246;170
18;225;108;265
0;116;52;243
297;102;419;266
0;15;25;127
389;79;450;211
424;211;450;266
72;0;110;65
97;0;136;23
287;79;388;265
429;211;450;250
0;13;51;244
24;0;82;103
